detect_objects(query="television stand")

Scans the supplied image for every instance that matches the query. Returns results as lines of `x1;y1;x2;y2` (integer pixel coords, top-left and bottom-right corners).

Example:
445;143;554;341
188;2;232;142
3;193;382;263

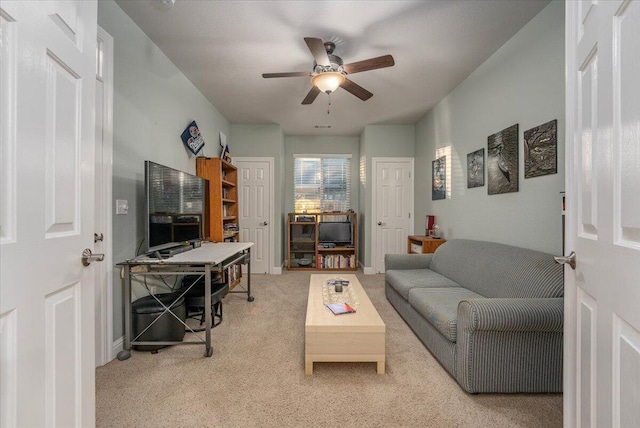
287;212;357;271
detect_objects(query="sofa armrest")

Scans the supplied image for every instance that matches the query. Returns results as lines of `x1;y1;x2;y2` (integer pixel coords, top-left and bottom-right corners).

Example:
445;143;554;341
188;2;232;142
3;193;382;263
385;253;433;271
458;298;563;333
456;297;564;393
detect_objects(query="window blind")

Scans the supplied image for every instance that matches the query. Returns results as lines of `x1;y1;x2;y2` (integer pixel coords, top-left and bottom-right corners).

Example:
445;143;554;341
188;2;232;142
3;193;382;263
294;155;351;213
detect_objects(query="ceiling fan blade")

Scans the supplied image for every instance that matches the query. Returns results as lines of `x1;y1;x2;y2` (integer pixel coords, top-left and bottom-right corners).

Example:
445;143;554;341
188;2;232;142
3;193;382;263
262;71;311;78
304;37;330;67
343;55;395;75
340;78;373;101
301;86;321;105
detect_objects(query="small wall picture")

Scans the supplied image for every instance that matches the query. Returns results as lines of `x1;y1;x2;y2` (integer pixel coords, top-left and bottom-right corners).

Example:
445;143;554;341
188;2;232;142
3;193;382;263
524;119;557;178
467;148;484;188
488;124;519;195
432;156;446;200
180;120;205;155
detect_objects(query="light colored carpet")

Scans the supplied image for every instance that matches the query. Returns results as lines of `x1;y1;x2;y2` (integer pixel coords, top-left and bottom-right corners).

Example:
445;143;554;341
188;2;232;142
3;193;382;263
96;271;562;427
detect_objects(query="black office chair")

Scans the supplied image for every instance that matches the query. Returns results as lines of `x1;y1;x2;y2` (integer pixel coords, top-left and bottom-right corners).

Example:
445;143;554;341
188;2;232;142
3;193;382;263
180;274;229;332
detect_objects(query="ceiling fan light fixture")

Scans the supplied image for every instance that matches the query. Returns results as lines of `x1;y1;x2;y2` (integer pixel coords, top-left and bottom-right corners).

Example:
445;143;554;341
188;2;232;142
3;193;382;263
311;72;345;94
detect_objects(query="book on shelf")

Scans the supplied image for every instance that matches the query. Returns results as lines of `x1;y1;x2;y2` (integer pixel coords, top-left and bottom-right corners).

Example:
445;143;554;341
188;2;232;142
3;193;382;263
326;302;356;315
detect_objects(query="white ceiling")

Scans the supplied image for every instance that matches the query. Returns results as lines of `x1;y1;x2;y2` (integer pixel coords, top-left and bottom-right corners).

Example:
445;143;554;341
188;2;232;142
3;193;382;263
114;0;551;136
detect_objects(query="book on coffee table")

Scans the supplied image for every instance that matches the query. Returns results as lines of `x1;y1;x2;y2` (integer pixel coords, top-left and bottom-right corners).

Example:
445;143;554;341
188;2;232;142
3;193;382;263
327;279;350;286
326;302;356;315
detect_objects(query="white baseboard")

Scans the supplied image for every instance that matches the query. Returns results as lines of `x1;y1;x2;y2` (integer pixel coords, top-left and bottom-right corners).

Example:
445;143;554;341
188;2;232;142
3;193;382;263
272;266;282;275
110;336;123;362
363;265;376;275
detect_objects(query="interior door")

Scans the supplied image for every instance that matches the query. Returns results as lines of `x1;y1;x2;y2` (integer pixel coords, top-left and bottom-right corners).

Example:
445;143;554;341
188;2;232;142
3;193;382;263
372;158;413;274
0;1;97;426
236;158;272;274
565;1;640;426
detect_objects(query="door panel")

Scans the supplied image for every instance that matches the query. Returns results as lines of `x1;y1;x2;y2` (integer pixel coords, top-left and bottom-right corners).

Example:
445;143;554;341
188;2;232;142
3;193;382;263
566;1;640;426
0;1;97;426
237;159;271;274
373;159;413;273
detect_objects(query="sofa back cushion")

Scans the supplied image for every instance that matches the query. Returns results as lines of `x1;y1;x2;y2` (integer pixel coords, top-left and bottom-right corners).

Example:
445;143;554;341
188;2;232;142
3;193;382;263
429;239;564;298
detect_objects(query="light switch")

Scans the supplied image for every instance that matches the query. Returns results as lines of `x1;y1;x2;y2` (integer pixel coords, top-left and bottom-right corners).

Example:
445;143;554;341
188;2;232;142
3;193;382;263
116;199;129;215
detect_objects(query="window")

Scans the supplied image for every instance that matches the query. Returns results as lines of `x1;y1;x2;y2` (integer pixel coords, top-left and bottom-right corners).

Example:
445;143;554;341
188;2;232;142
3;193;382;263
294;155;351;212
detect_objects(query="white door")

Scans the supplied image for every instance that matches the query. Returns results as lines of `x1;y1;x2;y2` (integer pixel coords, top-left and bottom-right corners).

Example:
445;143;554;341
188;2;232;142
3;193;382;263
372;158;414;274
565;1;640;427
236;158;272;274
94;26;113;367
0;1;97;427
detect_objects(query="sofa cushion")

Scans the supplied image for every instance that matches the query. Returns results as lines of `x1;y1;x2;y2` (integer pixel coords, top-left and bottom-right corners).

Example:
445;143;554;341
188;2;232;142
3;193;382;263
407;287;484;342
429;239;564;299
386;269;460;300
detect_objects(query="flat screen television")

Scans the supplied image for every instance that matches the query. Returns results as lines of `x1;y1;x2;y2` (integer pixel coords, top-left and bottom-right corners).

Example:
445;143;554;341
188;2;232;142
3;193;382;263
144;161;206;253
318;222;352;245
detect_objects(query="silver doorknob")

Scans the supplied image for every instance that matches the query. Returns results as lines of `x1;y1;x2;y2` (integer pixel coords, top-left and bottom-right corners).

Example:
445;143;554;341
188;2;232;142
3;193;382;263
554;251;576;270
262;221;268;226
377;221;382;226
94;232;104;243
82;248;105;266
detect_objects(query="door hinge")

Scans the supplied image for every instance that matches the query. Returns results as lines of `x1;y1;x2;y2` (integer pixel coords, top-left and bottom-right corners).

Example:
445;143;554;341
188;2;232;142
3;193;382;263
408;212;411;219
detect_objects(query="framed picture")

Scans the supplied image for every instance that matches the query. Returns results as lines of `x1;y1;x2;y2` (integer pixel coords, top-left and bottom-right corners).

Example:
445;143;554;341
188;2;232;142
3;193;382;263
524;119;557;178
432;156;446;200
180;120;205;155
467;148;484;188
487;124;519;195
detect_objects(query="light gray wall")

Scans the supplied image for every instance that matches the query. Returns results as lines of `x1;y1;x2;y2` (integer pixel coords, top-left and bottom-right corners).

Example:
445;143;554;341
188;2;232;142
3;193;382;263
99;0;230;338
414;0;565;255
230;124;285;268
359;125;415;268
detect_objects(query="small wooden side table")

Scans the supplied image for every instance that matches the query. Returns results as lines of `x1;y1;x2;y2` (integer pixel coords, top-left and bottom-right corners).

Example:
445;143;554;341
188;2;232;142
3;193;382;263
407;235;446;254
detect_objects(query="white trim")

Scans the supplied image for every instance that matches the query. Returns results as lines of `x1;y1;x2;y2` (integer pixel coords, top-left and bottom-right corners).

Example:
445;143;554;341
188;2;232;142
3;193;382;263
563;2;577;426
233;157;275;274
370;157;415;274
363;266;375;275
96;26;114;366
272;266;282;275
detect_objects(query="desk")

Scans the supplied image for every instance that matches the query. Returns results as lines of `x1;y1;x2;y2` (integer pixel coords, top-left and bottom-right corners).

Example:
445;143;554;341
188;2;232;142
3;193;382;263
407;235;446;254
117;242;254;360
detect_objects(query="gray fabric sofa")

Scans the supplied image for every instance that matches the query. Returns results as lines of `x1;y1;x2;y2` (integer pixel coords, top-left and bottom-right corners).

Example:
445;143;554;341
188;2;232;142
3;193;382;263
385;239;563;393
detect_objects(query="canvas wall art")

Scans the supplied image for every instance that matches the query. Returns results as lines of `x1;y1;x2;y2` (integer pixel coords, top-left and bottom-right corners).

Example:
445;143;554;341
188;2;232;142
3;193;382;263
487;124;519;195
524;119;557;178
467;148;484;188
432;156;446;200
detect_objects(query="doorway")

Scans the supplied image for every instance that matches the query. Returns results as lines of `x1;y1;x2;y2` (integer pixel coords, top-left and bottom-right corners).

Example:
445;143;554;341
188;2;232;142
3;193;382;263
235;157;274;274
371;158;414;274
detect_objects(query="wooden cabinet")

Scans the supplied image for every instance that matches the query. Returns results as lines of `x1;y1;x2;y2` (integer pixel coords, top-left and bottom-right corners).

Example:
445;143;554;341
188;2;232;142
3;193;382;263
287;212;357;271
407;235;446;254
196;157;242;289
196;157;239;243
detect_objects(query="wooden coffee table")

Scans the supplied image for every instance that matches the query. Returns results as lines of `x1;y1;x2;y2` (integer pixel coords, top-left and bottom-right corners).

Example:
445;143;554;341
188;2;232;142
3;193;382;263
305;274;386;374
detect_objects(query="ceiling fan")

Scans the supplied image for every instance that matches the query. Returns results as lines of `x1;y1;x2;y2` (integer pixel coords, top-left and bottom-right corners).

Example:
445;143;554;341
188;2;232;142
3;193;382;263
262;37;395;105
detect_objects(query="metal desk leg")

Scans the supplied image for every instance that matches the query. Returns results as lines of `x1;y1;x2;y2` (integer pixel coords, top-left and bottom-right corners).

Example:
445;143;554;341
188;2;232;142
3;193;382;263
117;265;132;361
247;248;254;302
204;264;213;357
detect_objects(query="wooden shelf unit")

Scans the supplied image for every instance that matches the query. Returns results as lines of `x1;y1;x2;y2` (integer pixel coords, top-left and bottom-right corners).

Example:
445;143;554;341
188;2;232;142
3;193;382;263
287;212;357;271
196;157;239;243
196;157;241;289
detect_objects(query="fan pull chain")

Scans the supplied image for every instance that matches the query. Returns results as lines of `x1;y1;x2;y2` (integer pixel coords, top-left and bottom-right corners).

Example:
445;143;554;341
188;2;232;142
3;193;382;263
327;92;331;115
